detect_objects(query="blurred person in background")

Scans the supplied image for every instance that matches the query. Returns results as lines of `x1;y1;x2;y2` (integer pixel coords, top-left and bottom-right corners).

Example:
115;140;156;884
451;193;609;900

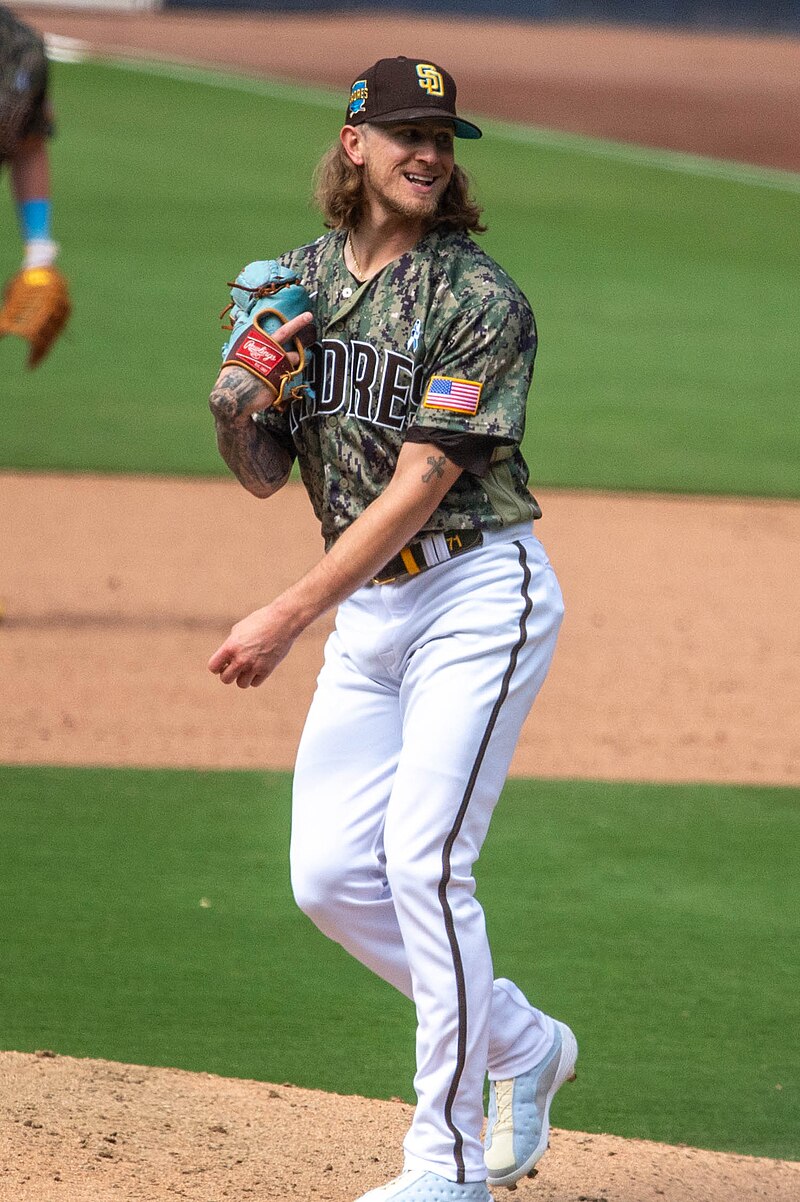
0;5;71;367
0;6;59;271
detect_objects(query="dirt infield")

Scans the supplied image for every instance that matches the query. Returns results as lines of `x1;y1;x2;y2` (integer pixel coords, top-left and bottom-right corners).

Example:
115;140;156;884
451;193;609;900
1;473;798;786
3;11;799;1202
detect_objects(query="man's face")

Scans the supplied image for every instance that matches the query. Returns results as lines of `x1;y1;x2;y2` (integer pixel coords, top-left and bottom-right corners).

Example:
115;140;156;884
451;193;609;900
356;121;456;222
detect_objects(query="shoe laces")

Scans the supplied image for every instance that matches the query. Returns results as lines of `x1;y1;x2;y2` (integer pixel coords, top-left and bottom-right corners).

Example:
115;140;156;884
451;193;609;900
493;1079;514;1132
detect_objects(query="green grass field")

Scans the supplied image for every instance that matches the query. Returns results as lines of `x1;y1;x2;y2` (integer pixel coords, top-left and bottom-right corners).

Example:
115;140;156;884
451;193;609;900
0;58;798;495
1;765;797;1160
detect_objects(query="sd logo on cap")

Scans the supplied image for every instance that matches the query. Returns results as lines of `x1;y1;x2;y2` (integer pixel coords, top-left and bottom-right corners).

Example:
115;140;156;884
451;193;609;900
344;56;482;139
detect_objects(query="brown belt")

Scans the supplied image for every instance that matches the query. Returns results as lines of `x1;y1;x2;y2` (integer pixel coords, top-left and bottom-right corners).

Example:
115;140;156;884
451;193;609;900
372;528;484;585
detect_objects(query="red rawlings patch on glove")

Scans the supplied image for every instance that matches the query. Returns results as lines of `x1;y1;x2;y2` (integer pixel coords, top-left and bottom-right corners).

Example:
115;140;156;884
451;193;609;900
225;325;287;383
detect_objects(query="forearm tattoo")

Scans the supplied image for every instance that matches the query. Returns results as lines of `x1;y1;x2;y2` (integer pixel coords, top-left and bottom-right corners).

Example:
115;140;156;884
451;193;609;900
209;367;267;422
422;454;446;483
209;369;292;496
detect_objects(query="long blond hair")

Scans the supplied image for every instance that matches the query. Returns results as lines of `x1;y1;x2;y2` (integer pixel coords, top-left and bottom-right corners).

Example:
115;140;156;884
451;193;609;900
313;140;486;234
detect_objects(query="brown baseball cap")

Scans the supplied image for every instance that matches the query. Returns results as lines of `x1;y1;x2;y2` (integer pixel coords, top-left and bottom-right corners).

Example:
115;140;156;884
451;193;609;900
345;56;482;140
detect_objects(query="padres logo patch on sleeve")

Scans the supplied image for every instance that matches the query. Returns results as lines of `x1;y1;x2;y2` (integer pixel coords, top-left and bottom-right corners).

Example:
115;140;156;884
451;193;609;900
423;375;483;415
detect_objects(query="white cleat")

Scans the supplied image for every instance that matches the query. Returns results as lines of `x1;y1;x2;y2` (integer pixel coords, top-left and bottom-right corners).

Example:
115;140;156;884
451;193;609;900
354;1170;491;1202
484;1020;578;1188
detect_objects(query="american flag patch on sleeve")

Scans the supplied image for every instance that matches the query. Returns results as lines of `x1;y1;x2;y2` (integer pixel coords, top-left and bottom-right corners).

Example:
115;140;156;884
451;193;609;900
422;375;483;415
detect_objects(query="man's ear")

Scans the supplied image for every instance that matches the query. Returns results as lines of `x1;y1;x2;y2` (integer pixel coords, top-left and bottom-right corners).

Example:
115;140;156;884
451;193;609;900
341;124;366;167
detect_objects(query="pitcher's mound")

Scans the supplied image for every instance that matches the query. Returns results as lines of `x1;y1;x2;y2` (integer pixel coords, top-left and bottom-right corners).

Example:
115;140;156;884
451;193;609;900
1;1050;797;1202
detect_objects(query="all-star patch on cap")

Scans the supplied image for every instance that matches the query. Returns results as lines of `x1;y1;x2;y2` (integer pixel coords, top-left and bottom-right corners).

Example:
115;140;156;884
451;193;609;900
345;56;482;139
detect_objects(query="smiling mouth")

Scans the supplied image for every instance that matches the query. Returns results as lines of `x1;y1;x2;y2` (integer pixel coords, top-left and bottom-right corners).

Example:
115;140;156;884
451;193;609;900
404;173;436;189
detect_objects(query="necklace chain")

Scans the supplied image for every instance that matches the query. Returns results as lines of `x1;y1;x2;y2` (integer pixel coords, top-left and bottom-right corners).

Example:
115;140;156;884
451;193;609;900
347;231;365;280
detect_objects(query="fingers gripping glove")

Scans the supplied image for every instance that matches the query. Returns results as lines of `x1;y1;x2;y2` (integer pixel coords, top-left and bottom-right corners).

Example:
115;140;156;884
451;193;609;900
220;261;315;411
0;266;72;368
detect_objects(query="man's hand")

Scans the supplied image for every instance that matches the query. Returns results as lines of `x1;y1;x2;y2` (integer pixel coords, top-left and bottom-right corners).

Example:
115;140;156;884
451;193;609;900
208;601;299;689
210;311;314;422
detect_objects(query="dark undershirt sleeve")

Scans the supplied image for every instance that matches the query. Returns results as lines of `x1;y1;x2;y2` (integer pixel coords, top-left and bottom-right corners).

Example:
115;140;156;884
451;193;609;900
404;425;512;478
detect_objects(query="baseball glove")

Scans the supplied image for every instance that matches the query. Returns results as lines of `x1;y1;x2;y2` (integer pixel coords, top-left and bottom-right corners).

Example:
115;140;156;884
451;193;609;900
0;265;72;368
220;261;315;411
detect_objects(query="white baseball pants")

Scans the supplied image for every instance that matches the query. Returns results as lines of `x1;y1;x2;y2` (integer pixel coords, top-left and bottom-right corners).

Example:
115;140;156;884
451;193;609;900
290;523;564;1183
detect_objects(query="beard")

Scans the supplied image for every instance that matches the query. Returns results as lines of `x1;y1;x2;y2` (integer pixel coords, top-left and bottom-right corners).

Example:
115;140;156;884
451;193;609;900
363;161;445;222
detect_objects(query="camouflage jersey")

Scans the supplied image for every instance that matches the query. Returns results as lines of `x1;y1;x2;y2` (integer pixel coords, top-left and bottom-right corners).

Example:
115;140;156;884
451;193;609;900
256;226;542;550
0;7;52;164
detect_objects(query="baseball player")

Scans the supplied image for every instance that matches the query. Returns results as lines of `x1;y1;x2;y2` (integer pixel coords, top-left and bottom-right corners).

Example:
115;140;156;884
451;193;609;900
208;56;577;1202
0;5;70;366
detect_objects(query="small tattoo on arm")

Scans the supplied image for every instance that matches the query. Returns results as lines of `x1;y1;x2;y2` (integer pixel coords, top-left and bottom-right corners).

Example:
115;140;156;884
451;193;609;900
422;454;446;483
